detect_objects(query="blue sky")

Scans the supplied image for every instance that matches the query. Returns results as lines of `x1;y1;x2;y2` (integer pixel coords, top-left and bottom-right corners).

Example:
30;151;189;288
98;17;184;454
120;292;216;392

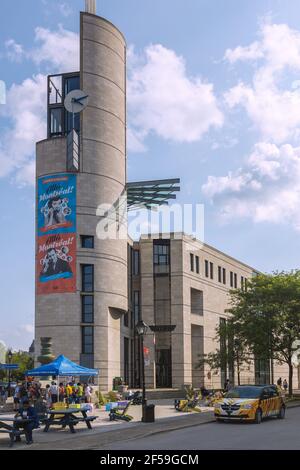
1;0;300;350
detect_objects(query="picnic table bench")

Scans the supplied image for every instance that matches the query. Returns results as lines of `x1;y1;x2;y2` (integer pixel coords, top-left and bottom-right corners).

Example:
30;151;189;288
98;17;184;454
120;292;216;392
0;417;33;447
43;407;97;434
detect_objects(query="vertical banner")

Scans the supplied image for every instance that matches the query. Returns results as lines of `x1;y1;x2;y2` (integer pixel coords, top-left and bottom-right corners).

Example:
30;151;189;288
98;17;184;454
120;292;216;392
37;173;76;295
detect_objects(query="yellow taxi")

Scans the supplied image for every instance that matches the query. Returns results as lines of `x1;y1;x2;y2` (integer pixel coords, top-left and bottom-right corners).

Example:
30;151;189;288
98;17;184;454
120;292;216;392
214;385;285;424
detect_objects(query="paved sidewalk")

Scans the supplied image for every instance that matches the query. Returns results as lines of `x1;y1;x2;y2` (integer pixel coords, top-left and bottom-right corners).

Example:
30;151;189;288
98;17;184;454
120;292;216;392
0;400;214;450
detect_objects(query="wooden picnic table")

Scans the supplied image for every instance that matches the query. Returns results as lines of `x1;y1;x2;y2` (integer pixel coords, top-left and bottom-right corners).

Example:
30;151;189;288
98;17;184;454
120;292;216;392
0;417;33;447
43;407;97;434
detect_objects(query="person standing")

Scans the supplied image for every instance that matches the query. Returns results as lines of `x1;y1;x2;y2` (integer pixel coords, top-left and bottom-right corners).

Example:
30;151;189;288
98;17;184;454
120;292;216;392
19;382;28;406
224;379;231;392
277;377;282;388
45;384;52;408
71;382;78;403
76;383;83;403
50;381;58;404
13;383;21;411
283;379;288;393
59;383;65;402
84;383;92;404
66;383;73;405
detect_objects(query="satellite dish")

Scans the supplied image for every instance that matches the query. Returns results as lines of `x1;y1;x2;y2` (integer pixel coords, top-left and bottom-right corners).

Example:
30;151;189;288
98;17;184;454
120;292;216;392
64;89;89;114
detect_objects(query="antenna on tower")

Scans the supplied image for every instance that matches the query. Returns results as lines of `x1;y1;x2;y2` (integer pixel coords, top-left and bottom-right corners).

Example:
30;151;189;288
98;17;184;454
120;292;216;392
85;0;96;14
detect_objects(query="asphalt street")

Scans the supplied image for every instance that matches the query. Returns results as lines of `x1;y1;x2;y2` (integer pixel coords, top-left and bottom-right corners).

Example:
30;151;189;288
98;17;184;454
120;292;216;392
104;406;300;450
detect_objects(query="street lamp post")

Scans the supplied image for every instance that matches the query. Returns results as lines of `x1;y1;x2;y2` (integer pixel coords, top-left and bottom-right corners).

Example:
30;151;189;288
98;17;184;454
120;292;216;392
7;349;13;398
136;320;148;420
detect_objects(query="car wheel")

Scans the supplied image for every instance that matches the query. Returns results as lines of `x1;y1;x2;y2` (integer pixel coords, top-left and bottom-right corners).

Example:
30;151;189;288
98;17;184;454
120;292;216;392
254;408;262;424
277;406;285;419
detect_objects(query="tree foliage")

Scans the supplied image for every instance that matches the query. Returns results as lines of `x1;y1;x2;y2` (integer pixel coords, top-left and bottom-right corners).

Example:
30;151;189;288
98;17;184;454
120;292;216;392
0;351;34;382
226;271;300;396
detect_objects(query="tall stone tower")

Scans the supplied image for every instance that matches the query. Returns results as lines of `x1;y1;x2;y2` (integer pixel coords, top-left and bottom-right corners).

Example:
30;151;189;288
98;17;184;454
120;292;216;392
35;5;128;390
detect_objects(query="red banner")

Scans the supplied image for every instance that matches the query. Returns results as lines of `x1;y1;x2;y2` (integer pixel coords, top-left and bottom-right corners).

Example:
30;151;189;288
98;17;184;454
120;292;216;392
37;233;76;295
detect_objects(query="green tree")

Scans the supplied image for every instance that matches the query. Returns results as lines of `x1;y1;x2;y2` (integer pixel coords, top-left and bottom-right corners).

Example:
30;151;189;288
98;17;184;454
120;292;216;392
227;271;300;396
198;319;251;386
2;351;34;383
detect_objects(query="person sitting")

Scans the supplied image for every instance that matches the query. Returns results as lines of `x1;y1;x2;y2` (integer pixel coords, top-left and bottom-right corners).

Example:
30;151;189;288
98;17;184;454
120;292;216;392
200;386;209;398
14;399;39;445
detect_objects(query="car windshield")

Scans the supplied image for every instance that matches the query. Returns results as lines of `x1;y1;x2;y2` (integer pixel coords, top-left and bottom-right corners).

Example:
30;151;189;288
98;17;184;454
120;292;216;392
225;387;262;399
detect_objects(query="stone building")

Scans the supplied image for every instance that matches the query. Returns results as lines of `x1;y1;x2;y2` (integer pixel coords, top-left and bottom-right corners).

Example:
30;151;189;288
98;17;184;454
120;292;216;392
35;5;299;391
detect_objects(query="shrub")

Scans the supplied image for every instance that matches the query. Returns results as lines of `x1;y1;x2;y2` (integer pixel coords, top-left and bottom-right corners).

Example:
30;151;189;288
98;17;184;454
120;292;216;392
106;391;118;402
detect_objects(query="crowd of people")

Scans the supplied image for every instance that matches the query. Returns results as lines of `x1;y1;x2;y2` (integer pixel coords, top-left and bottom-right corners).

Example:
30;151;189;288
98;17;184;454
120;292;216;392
12;380;93;411
0;381;94;446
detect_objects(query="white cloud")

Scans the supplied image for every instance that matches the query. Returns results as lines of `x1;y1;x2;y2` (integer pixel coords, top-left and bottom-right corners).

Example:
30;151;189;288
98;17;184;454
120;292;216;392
127;44;223;151
31;26;79;72
5;39;24;62
21;324;34;335
0;26;79;186
59;2;72;17
0;74;46;185
127;127;147;153
224;23;300;143
202;142;300;230
225;41;264;63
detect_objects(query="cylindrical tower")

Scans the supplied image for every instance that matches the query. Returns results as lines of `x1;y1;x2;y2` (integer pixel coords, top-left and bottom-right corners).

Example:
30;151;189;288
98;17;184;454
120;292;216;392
35;10;127;390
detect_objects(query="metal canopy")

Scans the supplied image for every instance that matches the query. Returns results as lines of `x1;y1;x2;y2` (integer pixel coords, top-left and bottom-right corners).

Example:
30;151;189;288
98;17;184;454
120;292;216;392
126;178;180;210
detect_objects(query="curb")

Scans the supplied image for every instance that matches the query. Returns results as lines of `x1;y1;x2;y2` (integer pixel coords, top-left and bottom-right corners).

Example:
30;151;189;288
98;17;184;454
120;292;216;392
17;412;215;450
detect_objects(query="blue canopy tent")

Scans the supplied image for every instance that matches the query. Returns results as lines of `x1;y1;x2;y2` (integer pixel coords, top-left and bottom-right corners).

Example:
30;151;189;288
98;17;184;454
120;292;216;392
25;355;99;391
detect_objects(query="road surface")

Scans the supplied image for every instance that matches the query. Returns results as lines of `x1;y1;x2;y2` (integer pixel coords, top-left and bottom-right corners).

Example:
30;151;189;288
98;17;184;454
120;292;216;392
104;406;300;450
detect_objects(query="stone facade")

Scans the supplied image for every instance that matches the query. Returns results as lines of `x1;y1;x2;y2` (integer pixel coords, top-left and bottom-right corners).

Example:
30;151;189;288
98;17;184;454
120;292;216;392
35;11;299;392
121;233;300;391
35;13;127;390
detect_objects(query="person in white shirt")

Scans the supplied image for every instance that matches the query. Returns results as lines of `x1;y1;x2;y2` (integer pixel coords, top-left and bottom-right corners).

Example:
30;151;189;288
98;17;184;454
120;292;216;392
50;382;58;404
84;383;92;404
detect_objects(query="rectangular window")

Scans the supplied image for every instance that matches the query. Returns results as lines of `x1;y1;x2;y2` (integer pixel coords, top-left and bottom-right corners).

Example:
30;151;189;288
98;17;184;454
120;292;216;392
124;311;129;327
190;253;194;272
132;250;140;275
210;262;214;280
82;326;93;354
234;273;237;288
205;260;209;278
241;276;244;290
82;295;94;323
218;266;222;283
195;256;199;274
223;268;226;285
191;288;204;315
133;291;140;327
81;235;94;249
153;242;170;265
82;264;94;292
50;107;63;135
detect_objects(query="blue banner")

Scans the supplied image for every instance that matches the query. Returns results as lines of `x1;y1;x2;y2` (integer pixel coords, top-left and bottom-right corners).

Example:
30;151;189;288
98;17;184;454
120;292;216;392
37;173;76;236
0;364;19;370
37;173;77;295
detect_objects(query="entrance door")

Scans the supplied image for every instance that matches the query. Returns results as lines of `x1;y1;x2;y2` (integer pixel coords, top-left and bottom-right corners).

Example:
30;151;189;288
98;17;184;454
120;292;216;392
156;349;172;388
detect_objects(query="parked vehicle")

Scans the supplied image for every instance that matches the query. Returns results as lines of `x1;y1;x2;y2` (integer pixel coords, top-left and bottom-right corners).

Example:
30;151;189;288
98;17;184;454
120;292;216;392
214;384;285;424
